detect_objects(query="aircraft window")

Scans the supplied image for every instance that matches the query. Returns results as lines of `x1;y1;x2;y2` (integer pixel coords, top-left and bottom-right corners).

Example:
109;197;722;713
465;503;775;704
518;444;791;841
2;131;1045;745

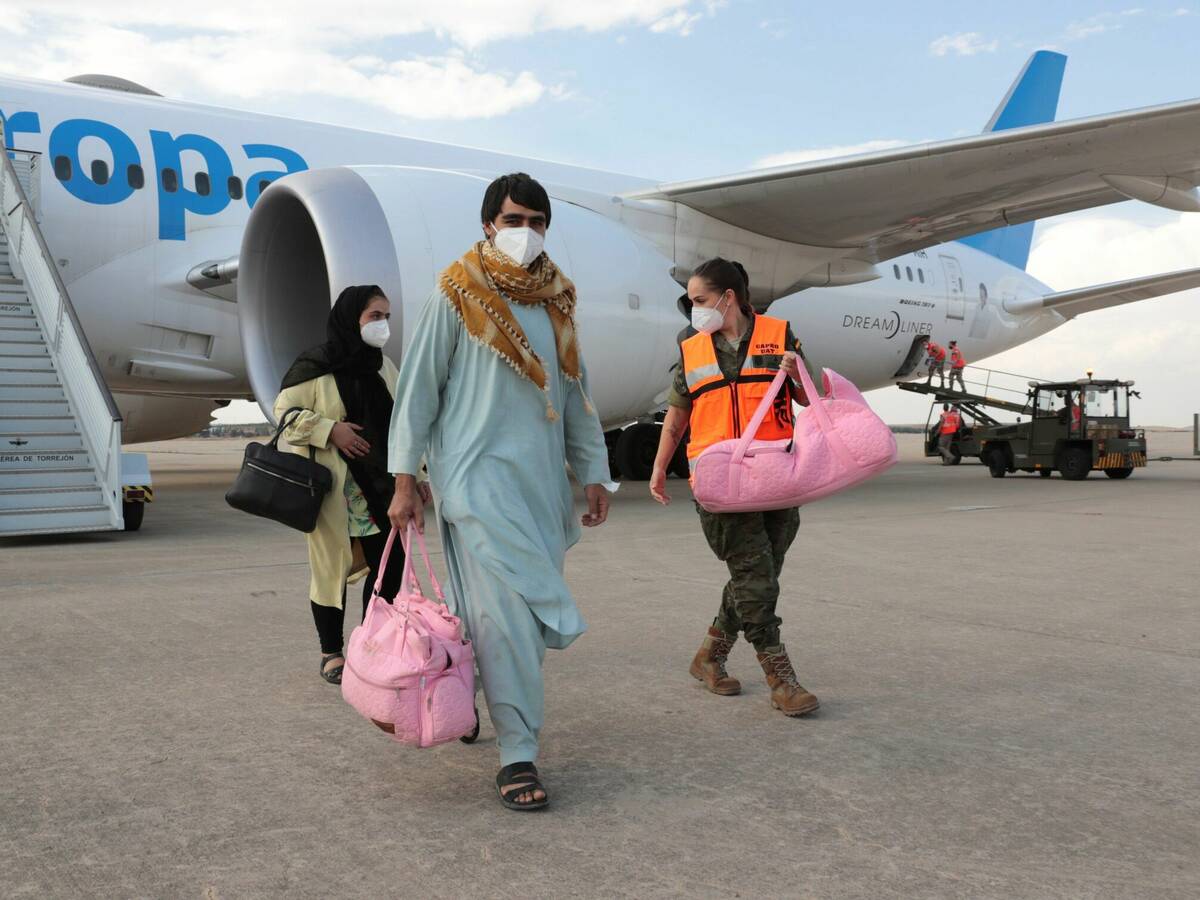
161;168;178;193
53;155;72;181
917;269;925;284
905;266;913;281
90;160;109;186
893;264;900;279
257;178;271;196
127;164;145;189
195;172;211;197
228;176;244;200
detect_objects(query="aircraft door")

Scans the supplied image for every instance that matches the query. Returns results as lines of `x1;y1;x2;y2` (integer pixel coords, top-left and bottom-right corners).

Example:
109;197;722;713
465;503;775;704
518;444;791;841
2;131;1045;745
939;255;966;320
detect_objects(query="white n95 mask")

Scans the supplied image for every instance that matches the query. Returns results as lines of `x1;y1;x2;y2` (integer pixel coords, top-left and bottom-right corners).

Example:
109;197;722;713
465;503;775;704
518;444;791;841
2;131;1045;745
691;296;728;335
360;320;390;348
493;226;544;266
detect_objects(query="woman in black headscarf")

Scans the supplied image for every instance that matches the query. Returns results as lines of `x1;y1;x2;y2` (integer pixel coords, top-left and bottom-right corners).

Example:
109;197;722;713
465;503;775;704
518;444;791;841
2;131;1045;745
274;285;426;683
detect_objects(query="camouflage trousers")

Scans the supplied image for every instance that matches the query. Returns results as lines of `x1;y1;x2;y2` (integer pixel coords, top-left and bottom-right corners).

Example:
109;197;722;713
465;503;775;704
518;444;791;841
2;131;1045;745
695;503;801;652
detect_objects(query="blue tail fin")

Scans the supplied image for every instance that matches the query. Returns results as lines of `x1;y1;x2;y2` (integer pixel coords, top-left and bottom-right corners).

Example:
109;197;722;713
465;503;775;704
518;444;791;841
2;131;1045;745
959;50;1067;271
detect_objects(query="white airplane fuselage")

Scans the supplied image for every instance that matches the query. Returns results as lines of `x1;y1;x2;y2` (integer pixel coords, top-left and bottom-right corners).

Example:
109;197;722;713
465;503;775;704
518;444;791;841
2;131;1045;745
0;75;1064;440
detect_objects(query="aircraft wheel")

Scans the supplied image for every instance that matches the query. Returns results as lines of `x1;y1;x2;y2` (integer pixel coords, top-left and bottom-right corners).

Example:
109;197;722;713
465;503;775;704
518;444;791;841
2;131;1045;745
986;447;1008;478
1039;469;1053;478
1104;467;1134;479
669;438;690;479
122;500;145;532
605;430;622;479
615;423;660;481
1059;447;1092;481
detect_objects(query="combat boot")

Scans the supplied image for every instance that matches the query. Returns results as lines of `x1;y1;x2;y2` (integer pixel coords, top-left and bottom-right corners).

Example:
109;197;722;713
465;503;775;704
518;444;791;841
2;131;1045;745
756;644;819;716
689;627;741;695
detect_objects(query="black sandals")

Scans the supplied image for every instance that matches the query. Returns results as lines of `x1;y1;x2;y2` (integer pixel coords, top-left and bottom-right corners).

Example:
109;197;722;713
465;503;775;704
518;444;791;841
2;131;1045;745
496;762;549;811
320;652;345;684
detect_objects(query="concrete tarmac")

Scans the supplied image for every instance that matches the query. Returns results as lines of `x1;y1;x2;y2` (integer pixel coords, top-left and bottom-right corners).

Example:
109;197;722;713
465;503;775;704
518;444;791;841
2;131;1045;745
2;434;1198;899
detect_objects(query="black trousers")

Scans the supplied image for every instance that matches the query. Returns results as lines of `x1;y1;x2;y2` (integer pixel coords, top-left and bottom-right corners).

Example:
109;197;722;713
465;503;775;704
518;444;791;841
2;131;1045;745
310;530;406;654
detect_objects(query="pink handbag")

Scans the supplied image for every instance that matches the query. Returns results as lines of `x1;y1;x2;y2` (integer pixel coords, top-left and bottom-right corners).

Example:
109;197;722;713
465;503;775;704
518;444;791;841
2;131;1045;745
341;524;477;748
691;361;897;513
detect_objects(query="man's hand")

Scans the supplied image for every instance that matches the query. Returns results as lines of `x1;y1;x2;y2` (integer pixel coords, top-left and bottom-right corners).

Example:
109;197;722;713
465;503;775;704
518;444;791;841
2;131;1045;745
388;474;424;533
581;484;609;527
649;465;670;506
331;421;370;458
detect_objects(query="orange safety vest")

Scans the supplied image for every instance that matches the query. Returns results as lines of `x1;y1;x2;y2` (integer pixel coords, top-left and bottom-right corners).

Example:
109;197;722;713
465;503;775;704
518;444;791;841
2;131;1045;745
940;410;961;434
681;315;795;469
927;342;946;362
950;348;965;369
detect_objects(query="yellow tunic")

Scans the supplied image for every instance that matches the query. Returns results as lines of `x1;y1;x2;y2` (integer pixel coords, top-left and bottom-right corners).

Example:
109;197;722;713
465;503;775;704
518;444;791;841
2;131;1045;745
273;357;399;608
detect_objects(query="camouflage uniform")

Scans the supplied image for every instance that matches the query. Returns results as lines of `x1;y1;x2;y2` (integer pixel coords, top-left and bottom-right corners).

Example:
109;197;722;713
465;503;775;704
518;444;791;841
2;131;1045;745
695;504;800;650
668;318;810;653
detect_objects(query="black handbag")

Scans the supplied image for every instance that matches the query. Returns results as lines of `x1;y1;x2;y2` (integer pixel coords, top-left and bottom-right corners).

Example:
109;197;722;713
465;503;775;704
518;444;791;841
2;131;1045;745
225;407;333;532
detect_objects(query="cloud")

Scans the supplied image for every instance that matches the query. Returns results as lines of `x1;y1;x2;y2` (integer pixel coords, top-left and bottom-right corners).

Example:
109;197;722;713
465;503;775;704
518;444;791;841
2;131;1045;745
754;140;912;169
929;32;999;57
0;1;717;120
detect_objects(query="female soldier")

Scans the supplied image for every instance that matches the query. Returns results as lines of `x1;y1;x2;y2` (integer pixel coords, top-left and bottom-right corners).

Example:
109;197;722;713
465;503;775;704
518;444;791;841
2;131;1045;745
274;285;423;683
649;258;820;717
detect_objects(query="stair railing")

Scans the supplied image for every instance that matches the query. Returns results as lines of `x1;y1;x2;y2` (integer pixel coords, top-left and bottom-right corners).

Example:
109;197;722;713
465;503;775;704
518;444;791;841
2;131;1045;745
1;124;122;526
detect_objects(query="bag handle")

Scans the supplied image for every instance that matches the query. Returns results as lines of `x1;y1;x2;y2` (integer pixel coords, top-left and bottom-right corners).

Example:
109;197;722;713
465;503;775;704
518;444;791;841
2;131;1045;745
371;524;445;604
271;406;317;461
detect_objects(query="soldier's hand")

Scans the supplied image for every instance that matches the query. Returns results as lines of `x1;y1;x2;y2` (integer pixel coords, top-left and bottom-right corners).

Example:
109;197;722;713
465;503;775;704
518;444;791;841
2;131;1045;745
649;466;670;506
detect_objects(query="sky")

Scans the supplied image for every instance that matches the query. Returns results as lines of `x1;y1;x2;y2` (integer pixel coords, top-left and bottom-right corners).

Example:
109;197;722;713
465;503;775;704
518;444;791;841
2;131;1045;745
2;0;1199;425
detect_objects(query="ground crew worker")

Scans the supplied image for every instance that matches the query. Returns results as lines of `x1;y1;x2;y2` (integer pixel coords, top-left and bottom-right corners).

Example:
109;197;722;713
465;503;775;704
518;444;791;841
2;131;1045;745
648;257;820;718
925;340;947;387
948;340;966;392
936;403;961;465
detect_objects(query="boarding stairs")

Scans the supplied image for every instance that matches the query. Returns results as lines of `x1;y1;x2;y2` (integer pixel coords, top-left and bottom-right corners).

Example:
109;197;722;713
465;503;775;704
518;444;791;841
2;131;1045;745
897;365;1040;424
0;133;124;536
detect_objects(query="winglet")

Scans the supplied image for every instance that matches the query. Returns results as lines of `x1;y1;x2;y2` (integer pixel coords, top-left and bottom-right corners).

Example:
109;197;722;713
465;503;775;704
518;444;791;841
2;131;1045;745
961;51;1067;270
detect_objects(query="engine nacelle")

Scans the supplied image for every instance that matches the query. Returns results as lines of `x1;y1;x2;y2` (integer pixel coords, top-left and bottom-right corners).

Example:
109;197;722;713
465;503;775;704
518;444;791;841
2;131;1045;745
238;166;681;425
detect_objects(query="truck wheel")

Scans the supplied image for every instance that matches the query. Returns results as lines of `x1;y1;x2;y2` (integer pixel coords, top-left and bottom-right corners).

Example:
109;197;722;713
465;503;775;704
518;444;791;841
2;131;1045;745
1059;447;1092;481
948;448;962;466
615;423;660;481
986;447;1008;478
1039;469;1053;478
1104;467;1134;479
122;500;145;532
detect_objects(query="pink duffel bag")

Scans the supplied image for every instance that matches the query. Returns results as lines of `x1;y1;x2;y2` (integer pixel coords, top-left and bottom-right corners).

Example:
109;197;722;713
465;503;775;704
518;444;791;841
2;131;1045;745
691;359;897;513
342;524;476;748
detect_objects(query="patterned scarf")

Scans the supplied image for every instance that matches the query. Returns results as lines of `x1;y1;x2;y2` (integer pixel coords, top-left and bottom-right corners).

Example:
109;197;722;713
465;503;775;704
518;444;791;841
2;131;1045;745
439;239;587;420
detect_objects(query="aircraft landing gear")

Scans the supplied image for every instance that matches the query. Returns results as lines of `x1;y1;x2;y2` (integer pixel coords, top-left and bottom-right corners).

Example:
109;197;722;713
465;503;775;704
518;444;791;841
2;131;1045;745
605;422;689;482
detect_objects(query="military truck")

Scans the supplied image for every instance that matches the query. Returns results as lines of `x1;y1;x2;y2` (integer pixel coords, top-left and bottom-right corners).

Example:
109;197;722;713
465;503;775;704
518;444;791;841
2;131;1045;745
966;378;1145;479
905;372;1147;480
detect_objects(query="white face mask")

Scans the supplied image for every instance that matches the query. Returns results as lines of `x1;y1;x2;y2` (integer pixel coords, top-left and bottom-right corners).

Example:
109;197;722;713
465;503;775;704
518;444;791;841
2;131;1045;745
360;320;390;348
691;294;729;335
492;225;544;267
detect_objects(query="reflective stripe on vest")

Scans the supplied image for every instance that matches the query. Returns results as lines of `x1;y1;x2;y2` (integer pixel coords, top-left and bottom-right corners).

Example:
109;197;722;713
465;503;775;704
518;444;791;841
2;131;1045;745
681;315;795;467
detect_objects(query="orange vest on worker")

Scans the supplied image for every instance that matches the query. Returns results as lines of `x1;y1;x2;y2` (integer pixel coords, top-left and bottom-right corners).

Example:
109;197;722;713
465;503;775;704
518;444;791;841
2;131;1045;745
681;315;795;468
950;347;965;369
927;342;946;362
940;410;961;434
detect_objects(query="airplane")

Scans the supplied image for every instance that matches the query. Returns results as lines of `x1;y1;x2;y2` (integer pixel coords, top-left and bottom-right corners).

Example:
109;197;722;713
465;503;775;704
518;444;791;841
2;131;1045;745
3;48;1200;531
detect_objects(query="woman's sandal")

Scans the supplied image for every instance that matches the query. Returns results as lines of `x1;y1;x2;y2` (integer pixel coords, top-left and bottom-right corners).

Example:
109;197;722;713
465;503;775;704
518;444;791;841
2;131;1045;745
320;652;345;685
460;707;480;744
495;762;549;811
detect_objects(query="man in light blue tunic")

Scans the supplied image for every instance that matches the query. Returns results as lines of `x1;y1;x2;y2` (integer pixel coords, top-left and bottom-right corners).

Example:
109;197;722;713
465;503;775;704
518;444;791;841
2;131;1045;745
387;173;612;811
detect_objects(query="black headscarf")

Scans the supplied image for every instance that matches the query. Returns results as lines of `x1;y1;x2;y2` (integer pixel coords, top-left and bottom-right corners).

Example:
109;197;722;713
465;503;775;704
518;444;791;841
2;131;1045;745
281;285;396;530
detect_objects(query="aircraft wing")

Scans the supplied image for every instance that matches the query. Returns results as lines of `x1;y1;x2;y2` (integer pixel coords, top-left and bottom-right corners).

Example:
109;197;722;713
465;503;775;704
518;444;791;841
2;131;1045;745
1005;266;1200;319
622;98;1200;262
